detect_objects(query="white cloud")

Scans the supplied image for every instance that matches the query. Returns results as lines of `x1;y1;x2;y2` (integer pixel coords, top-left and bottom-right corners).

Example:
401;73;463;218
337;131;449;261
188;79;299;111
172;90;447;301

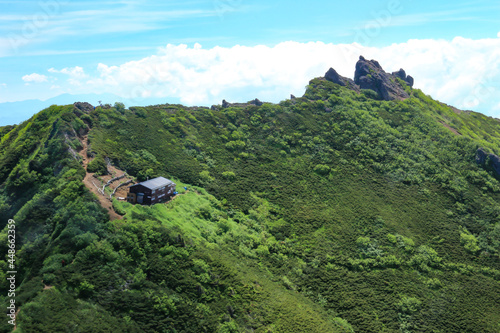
41;38;500;116
497;31;500;38
49;66;87;78
49;66;88;86
22;73;48;83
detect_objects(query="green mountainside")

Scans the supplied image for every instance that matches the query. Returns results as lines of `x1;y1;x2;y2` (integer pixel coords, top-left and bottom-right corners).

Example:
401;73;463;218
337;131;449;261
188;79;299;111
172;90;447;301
1;60;500;332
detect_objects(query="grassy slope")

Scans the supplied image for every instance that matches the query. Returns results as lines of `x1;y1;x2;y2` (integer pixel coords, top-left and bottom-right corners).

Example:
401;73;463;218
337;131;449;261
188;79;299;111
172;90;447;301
115;187;343;332
0;106;345;332
88;79;500;332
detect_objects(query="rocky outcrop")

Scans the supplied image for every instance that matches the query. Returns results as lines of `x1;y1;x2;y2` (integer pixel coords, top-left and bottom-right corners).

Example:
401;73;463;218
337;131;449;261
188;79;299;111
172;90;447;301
73;102;94;113
392;68;414;87
323;56;414;101
476;148;488;164
491;155;500;176
476;148;500;177
249;98;263;106
354;56;411;101
219;98;265;109
324;68;359;92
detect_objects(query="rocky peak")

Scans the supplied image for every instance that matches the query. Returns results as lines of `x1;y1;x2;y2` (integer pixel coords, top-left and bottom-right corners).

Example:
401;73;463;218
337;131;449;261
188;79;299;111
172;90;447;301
354;56;412;101
324;68;359;92
73;102;94;113
324;56;414;101
391;68;414;88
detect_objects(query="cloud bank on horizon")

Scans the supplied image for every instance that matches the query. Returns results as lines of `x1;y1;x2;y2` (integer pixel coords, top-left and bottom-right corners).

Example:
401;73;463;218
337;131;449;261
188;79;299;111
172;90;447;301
18;36;500;116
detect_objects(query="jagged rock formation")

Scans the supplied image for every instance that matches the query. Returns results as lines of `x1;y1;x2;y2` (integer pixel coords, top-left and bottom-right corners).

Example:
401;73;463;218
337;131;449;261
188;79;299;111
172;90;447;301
324;56;414;101
392;68;414;87
354;56;411;101
324;68;359;92
73;102;94;113
476;148;500;177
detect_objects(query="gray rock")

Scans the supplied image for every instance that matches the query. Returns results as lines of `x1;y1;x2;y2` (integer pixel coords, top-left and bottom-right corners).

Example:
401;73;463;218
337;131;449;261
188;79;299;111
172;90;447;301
325;68;346;86
392;68;414;88
392;68;407;81
476;148;488;164
324;67;359;91
354;56;411;101
406;75;414;87
222;99;230;108
476;148;500;177
250;98;263;106
73;102;94;113
491;154;500;176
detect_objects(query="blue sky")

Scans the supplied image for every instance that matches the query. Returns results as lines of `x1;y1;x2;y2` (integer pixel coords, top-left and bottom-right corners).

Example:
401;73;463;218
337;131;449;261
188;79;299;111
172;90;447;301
1;0;500;124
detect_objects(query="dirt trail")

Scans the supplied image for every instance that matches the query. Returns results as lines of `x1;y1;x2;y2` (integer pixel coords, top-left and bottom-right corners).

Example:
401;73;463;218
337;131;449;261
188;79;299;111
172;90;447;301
77;135;133;220
439;121;461;136
13;308;20;331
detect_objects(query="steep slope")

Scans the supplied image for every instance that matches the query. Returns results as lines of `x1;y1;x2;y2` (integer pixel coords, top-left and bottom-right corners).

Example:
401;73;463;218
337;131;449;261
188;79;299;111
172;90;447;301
88;65;500;331
1;58;500;332
0;107;346;332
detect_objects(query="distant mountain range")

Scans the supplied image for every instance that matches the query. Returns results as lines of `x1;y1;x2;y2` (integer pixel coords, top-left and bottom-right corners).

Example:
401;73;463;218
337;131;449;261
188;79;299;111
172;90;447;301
0;93;181;126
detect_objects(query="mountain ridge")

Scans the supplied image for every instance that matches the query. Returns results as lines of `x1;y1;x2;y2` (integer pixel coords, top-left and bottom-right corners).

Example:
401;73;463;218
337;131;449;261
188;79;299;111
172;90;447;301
323;55;414;101
0;93;182;126
1;58;500;332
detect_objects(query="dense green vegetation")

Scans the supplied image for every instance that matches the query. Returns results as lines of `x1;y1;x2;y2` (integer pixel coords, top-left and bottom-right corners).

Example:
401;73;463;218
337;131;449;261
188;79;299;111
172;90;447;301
1;77;500;332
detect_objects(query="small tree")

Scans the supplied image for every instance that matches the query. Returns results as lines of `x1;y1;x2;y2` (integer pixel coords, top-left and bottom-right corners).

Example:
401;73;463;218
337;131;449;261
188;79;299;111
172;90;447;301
114;102;126;113
314;164;330;175
87;156;108;175
222;171;236;180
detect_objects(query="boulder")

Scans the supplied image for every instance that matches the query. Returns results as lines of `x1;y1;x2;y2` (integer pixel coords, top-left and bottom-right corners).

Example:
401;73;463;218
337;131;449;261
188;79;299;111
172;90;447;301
476;148;500;177
476;148;488;164
392;68;414;88
392;68;406;81
325;68;346;86
491;154;500;176
325;68;359;91
406;75;414;87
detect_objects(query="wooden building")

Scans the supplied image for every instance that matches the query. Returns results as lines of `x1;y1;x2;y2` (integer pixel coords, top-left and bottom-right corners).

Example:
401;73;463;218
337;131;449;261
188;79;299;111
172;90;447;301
127;177;176;205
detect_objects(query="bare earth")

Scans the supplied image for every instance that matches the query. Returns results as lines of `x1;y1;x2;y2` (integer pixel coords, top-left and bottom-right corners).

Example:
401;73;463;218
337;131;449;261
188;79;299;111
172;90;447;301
439;121;462;136
77;135;134;220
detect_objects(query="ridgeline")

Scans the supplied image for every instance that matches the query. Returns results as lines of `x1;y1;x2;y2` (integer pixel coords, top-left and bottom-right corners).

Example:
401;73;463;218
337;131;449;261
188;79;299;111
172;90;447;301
1;57;500;332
